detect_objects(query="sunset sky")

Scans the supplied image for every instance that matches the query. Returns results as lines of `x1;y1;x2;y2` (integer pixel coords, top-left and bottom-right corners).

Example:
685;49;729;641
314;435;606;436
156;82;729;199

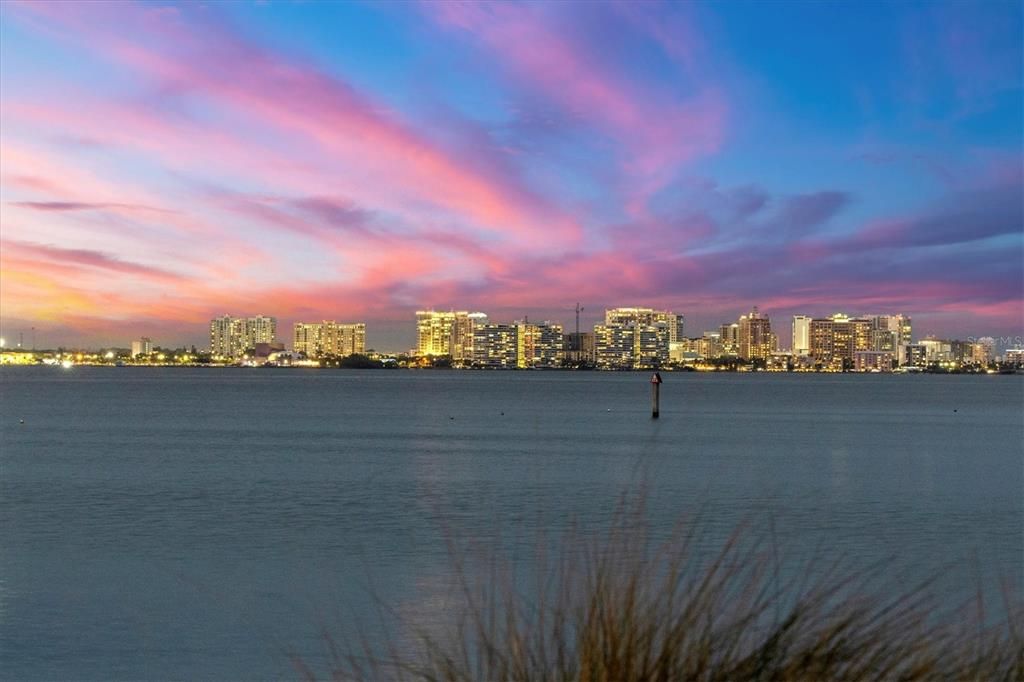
1;0;1021;351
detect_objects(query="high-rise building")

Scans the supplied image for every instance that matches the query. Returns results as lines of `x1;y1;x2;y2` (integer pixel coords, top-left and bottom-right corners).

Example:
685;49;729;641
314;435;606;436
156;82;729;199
517;321;564;368
919;337;953;363
738;307;772;361
472;323;518;369
594;323;637;368
970;337;995;365
792;316;812;356
719;323;740;356
594;307;677;368
415;310;487;365
472;321;564;368
292;321;366;358
210;315;277;358
563;332;595;364
247;315;276;346
603;307;684;342
698;331;723;359
867;314;912;363
808;313;871;369
131;337;153;358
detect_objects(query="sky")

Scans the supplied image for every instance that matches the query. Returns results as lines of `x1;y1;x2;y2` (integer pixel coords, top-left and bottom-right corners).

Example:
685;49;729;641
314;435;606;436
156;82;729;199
0;0;1021;352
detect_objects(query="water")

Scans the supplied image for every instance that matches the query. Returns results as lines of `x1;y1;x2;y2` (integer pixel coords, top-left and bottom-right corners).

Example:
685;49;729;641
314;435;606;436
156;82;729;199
1;368;1021;680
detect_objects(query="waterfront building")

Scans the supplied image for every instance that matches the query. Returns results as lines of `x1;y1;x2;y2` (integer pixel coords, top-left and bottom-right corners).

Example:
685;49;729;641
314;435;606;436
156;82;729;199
131;337;153;358
292;321;366;358
594;307;677;368
247;315;276;347
472;321;564;368
593;323;636;369
904;344;927;368
249;342;286;365
808;313;872;369
970;337;995;365
697;331;723;359
854;351;895;372
210;315;278;359
603;307;684;343
415;310;486;365
792;316;811;356
719;323;740;356
738;307;772;361
669;341;690;363
919;337;953;364
563;331;595;365
670;334;718;362
518;321;564;368
767;352;793;372
867;314;912;363
472;323;518;368
1005;348;1024;367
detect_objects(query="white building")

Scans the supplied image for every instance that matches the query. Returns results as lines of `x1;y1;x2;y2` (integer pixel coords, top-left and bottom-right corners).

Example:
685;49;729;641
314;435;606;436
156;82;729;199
293;321;366;358
792;316;812;356
209;315;277;358
131;337;153;358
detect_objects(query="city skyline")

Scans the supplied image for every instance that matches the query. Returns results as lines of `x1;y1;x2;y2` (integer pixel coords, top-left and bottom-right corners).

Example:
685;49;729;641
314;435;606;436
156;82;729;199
5;303;1017;372
1;1;1021;351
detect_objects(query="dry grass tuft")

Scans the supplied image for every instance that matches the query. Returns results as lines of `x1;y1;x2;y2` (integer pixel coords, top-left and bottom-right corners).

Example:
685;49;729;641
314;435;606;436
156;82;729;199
297;495;1023;681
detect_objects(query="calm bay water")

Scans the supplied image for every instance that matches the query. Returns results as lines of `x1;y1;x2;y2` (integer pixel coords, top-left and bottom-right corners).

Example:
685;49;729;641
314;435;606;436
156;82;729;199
1;367;1021;680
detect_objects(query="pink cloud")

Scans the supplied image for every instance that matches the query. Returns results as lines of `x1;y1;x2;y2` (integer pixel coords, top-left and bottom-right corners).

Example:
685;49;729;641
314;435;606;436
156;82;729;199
2;239;186;282
6;0;580;246
427;1;727;212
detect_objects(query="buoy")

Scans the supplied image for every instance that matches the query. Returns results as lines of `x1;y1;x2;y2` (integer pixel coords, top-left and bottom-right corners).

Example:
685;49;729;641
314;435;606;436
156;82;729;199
19;419;25;424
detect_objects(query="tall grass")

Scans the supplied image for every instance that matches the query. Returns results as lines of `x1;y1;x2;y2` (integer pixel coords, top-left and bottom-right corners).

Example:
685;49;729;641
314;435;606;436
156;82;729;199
295;494;1022;681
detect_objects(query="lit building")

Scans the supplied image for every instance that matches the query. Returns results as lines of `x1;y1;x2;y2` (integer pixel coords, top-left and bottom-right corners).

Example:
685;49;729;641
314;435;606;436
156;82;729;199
292;321;366;358
517;321;564;368
767;352;794;372
792;316;811;356
904;344;927;368
604;307;684;342
472;324;518;369
594;324;636;369
594;307;678;369
698;331;722;359
809;313;872;369
919;337;953;363
472;321;564;368
1005;348;1024;367
969;337;995;365
563;332;595;365
738;307;772;361
415;310;487;365
209;315;277;358
867;314;912;363
719;323;740;355
210;315;245;358
669;340;691;363
131;337;153;358
247;315;276;346
854;351;895;372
